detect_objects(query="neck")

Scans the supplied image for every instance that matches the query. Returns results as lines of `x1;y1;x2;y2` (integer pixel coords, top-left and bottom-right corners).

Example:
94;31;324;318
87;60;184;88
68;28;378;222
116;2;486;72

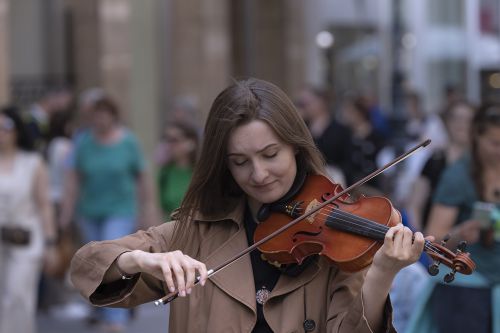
445;143;466;163
247;198;261;221
94;126;118;143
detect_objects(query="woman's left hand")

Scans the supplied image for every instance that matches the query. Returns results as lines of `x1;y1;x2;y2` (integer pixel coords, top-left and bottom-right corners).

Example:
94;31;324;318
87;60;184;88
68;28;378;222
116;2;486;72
371;224;427;275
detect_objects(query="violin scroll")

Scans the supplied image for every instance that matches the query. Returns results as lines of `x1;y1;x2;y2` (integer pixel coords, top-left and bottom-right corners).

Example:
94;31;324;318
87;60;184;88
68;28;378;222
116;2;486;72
425;237;476;283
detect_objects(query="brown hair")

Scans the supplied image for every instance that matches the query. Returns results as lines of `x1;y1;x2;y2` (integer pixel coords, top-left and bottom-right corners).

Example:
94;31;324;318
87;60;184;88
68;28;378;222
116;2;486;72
170;78;326;252
92;96;120;120
470;102;500;199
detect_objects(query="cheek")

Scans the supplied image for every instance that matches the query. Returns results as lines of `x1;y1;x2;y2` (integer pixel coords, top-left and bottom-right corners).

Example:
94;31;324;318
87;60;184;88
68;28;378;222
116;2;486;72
228;165;247;188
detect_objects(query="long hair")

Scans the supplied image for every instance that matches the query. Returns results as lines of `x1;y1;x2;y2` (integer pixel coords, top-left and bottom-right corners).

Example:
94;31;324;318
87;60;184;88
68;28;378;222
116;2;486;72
470;102;500;199
170;78;326;252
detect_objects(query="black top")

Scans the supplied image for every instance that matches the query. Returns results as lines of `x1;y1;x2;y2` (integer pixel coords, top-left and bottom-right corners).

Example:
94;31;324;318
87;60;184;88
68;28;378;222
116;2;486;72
313;119;352;171
420;150;448;228
244;205;319;332
244;207;281;333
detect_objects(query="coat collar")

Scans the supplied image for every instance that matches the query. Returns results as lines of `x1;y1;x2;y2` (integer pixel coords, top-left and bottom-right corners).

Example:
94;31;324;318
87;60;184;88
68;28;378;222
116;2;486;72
192;199;246;227
198;199;324;314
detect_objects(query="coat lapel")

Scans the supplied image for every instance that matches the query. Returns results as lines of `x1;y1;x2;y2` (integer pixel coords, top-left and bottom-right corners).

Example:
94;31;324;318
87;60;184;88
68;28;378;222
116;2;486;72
204;219;257;314
270;258;322;299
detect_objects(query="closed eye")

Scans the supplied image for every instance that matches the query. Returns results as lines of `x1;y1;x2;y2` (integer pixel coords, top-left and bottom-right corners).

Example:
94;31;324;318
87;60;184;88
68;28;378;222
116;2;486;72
264;152;278;159
232;159;248;166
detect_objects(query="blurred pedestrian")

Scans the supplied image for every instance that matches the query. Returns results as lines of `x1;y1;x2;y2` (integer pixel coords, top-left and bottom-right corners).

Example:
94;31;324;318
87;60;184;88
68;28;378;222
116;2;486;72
38;109;77;311
406;100;475;231
407;102;500;333
59;96;156;332
0;106;58;333
339;96;386;192
157;121;200;219
393;91;448;208
295;86;350;185
25;87;74;155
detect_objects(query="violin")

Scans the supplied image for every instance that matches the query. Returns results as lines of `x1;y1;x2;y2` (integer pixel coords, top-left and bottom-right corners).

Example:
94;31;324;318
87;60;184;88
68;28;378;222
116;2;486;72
154;140;476;305
254;174;475;279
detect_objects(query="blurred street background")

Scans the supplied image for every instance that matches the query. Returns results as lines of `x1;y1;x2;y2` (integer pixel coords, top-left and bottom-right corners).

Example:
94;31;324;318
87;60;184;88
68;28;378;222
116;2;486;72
0;0;499;333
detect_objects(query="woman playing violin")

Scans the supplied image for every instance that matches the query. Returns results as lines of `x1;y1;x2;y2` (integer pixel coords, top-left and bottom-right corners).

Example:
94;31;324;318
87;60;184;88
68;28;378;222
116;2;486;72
70;78;426;333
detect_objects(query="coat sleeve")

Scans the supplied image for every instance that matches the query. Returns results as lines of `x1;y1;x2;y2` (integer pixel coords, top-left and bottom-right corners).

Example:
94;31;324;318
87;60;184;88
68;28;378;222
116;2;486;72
70;222;180;308
326;267;395;333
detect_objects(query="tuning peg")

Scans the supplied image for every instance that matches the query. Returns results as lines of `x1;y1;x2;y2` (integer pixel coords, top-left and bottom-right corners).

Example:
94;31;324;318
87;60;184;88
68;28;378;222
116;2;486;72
457;241;467;253
444;269;456;283
441;234;451;246
428;262;440;276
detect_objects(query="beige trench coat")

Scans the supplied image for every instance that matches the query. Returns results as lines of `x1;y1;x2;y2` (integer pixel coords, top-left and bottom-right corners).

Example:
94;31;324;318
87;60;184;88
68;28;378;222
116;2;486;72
70;201;395;333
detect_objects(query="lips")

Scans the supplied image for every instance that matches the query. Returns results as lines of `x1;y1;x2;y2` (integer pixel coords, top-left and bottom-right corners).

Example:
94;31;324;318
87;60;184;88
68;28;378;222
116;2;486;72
253;181;276;190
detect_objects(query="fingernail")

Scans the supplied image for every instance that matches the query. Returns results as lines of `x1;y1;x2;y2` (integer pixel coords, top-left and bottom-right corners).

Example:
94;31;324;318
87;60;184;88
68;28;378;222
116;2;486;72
169;287;175;293
201;280;205;286
187;288;192;294
180;290;186;297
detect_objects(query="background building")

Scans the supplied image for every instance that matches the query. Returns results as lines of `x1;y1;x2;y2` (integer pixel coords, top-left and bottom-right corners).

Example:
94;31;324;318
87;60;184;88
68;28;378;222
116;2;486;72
0;0;499;156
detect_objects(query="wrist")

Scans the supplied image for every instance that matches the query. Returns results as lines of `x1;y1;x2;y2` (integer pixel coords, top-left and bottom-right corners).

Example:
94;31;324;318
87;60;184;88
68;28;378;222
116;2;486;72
368;262;398;285
116;250;142;280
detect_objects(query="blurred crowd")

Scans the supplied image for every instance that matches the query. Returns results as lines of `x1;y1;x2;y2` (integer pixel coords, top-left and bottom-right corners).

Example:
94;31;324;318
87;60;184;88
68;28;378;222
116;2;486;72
1;82;500;333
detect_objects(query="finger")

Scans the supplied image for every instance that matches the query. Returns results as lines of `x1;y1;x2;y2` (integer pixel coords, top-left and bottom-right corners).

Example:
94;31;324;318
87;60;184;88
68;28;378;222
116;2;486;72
196;261;208;286
413;231;425;251
384;224;403;249
184;257;196;293
401;226;414;249
391;224;405;249
424;235;435;242
161;263;176;293
171;262;187;297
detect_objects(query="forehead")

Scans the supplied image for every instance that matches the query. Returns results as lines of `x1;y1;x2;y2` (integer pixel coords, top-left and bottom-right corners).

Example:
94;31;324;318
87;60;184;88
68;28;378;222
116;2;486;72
227;120;282;153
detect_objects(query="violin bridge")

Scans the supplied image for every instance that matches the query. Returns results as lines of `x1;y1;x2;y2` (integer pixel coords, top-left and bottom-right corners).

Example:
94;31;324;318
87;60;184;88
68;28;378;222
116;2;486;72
304;199;321;224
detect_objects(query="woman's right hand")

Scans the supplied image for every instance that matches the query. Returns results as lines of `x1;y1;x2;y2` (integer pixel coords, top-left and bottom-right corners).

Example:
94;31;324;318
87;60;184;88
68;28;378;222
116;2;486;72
119;250;208;297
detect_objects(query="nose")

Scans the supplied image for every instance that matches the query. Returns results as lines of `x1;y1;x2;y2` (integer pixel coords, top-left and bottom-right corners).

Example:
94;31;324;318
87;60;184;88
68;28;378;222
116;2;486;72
251;160;269;184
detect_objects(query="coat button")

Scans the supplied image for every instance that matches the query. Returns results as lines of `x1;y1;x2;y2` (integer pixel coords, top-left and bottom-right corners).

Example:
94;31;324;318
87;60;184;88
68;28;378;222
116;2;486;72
303;319;316;332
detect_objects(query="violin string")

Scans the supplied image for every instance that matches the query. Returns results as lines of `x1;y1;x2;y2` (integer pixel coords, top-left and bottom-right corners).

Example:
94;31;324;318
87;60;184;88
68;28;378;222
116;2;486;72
315;207;442;255
322;207;442;255
297;204;442;255
321;206;442;254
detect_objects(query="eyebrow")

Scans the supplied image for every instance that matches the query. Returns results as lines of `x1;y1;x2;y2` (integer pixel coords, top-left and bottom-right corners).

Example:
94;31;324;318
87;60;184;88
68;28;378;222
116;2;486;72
227;143;279;157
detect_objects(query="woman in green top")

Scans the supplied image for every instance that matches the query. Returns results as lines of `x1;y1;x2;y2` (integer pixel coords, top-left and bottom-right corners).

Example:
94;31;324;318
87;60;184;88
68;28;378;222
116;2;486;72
59;96;156;332
158;121;200;218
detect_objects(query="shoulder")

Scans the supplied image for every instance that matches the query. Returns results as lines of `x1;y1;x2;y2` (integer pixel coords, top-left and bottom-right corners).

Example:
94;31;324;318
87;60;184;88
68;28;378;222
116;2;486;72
441;155;470;181
434;155;473;203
